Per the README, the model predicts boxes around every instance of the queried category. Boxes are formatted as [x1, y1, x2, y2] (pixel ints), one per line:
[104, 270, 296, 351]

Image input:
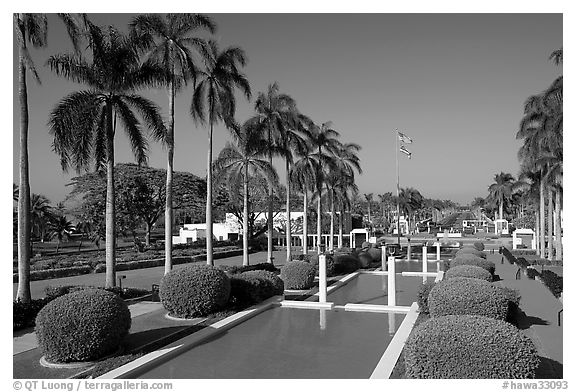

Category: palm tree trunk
[303, 190, 308, 255]
[338, 203, 344, 249]
[539, 177, 545, 258]
[243, 164, 250, 266]
[547, 187, 553, 261]
[206, 121, 214, 266]
[535, 210, 540, 252]
[329, 188, 334, 252]
[317, 189, 322, 254]
[267, 142, 274, 264]
[145, 222, 152, 246]
[499, 202, 503, 221]
[105, 103, 116, 288]
[285, 159, 292, 262]
[164, 73, 175, 274]
[555, 188, 562, 260]
[17, 48, 31, 302]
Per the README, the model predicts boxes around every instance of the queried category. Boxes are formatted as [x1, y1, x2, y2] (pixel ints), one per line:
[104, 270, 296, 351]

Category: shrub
[404, 315, 539, 379]
[290, 254, 314, 262]
[159, 264, 231, 318]
[309, 254, 337, 277]
[456, 247, 486, 259]
[473, 241, 485, 251]
[428, 277, 509, 320]
[367, 247, 382, 263]
[219, 262, 279, 275]
[492, 282, 522, 323]
[357, 252, 373, 268]
[242, 270, 284, 296]
[444, 265, 493, 282]
[13, 298, 52, 331]
[539, 270, 563, 298]
[281, 261, 316, 290]
[35, 289, 131, 362]
[333, 253, 361, 274]
[93, 263, 106, 273]
[451, 254, 495, 275]
[526, 268, 540, 280]
[361, 241, 372, 249]
[417, 281, 436, 314]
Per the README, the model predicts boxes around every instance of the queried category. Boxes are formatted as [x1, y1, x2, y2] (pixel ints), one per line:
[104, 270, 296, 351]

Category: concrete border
[97, 295, 282, 379]
[280, 300, 334, 310]
[401, 271, 439, 277]
[369, 302, 420, 379]
[344, 303, 411, 313]
[435, 271, 444, 282]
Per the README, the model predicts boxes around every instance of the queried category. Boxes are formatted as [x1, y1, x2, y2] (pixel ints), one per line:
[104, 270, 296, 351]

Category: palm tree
[213, 120, 277, 265]
[14, 13, 83, 303]
[190, 40, 251, 265]
[130, 13, 216, 275]
[398, 187, 424, 233]
[49, 216, 75, 254]
[75, 220, 93, 251]
[48, 22, 167, 288]
[291, 144, 319, 255]
[278, 112, 310, 261]
[364, 193, 373, 230]
[309, 121, 341, 254]
[253, 82, 297, 263]
[334, 173, 358, 249]
[487, 172, 515, 221]
[30, 193, 53, 243]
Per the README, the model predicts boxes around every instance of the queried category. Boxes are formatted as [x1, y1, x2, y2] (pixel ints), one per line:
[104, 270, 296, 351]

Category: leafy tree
[191, 40, 251, 265]
[48, 21, 167, 288]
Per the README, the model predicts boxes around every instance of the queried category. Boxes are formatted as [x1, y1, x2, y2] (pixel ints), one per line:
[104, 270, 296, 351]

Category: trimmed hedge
[159, 264, 231, 318]
[14, 298, 52, 331]
[366, 247, 382, 264]
[450, 254, 495, 275]
[417, 281, 436, 314]
[357, 251, 373, 268]
[539, 270, 563, 298]
[444, 265, 493, 282]
[333, 253, 361, 274]
[218, 262, 279, 275]
[456, 247, 487, 259]
[45, 285, 149, 300]
[473, 241, 485, 251]
[428, 277, 509, 320]
[35, 289, 131, 362]
[228, 271, 283, 306]
[242, 270, 284, 296]
[404, 315, 539, 379]
[281, 261, 316, 289]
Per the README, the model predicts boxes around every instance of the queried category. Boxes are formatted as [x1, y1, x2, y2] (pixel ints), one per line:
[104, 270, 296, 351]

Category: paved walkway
[490, 254, 563, 378]
[13, 250, 287, 300]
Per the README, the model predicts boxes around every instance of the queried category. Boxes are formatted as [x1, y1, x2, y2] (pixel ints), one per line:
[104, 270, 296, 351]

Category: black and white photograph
[9, 3, 567, 387]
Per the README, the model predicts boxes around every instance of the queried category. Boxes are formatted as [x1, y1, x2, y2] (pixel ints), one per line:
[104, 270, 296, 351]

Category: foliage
[280, 261, 316, 289]
[455, 247, 486, 259]
[229, 271, 284, 307]
[428, 277, 509, 320]
[357, 251, 373, 268]
[404, 315, 539, 379]
[35, 289, 131, 362]
[242, 270, 284, 295]
[473, 241, 485, 251]
[450, 254, 495, 275]
[218, 262, 279, 275]
[444, 265, 493, 282]
[539, 270, 563, 298]
[417, 281, 436, 314]
[13, 298, 52, 331]
[159, 264, 231, 318]
[333, 252, 361, 274]
[45, 285, 149, 300]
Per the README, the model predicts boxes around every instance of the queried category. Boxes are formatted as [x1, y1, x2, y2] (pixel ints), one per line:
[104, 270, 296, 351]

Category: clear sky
[12, 13, 562, 205]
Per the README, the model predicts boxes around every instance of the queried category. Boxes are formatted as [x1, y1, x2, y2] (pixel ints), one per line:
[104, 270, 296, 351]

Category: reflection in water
[319, 308, 327, 330]
[381, 274, 387, 291]
[388, 312, 396, 335]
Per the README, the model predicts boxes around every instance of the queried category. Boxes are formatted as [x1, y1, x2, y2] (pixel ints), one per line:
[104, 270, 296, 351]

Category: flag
[400, 145, 412, 159]
[397, 131, 413, 144]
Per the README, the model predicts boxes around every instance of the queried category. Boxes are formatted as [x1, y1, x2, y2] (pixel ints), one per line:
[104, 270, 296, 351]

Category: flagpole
[396, 129, 401, 246]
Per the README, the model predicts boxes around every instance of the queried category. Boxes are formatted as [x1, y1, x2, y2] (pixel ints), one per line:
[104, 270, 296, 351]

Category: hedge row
[13, 248, 246, 283]
[229, 271, 284, 307]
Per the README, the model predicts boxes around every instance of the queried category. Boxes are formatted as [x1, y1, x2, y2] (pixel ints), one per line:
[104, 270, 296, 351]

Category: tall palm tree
[31, 193, 53, 243]
[364, 193, 373, 229]
[398, 187, 424, 233]
[14, 13, 83, 302]
[130, 13, 216, 275]
[213, 120, 277, 265]
[278, 112, 310, 261]
[309, 122, 341, 254]
[253, 82, 297, 263]
[333, 173, 358, 249]
[291, 144, 319, 255]
[190, 40, 251, 265]
[48, 22, 167, 288]
[487, 172, 515, 221]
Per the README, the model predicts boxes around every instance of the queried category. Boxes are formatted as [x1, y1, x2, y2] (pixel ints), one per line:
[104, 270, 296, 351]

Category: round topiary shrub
[367, 247, 382, 264]
[404, 315, 539, 379]
[428, 277, 509, 320]
[35, 289, 131, 363]
[333, 253, 361, 274]
[357, 251, 373, 268]
[361, 241, 371, 249]
[308, 254, 337, 277]
[417, 280, 436, 314]
[444, 265, 493, 282]
[473, 241, 485, 251]
[281, 261, 316, 289]
[456, 247, 487, 259]
[160, 264, 230, 318]
[242, 270, 284, 296]
[451, 254, 495, 275]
